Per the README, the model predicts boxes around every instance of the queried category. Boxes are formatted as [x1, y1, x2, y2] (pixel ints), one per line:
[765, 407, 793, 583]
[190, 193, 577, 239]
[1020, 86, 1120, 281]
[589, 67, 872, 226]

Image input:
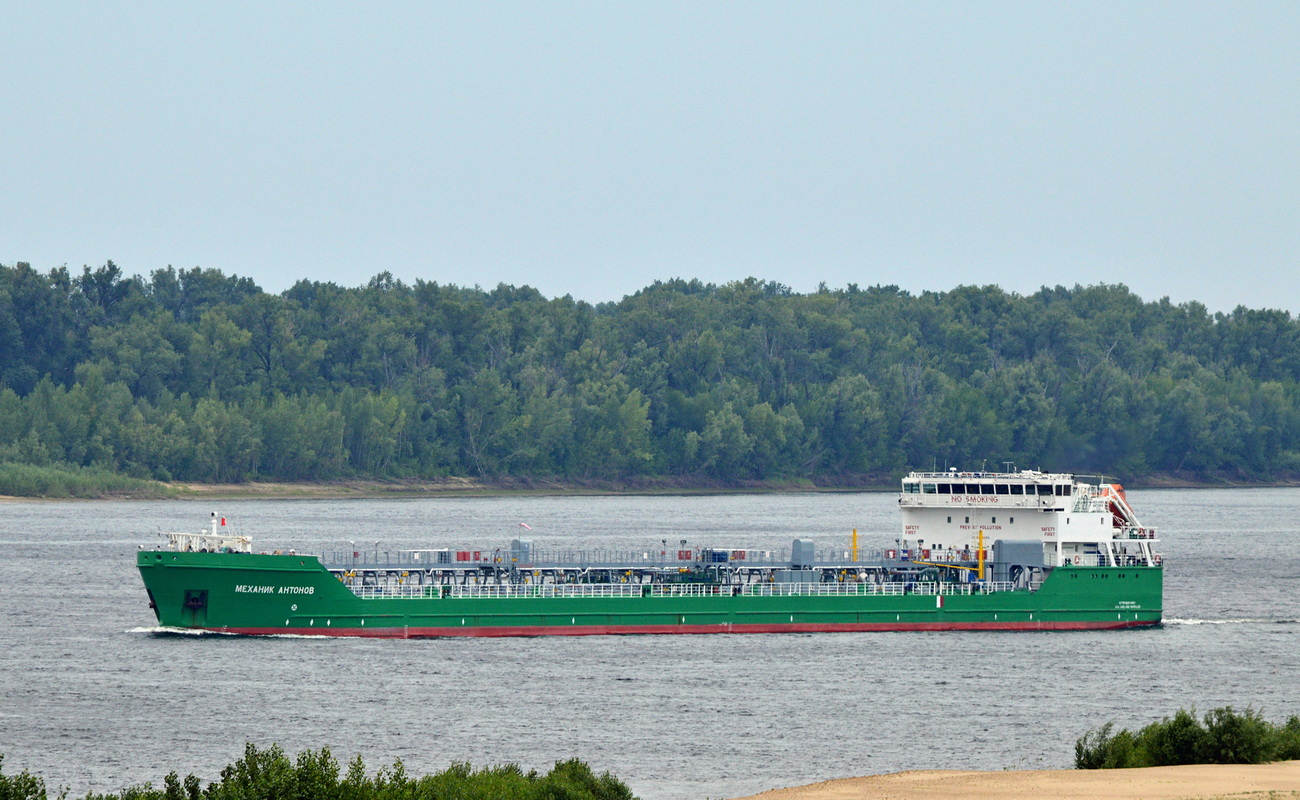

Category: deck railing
[317, 545, 945, 571]
[342, 579, 1025, 601]
[1044, 552, 1161, 567]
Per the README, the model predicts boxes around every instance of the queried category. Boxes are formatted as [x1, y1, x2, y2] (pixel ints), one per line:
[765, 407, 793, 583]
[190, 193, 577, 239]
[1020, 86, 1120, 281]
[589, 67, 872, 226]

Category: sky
[2, 2, 1297, 312]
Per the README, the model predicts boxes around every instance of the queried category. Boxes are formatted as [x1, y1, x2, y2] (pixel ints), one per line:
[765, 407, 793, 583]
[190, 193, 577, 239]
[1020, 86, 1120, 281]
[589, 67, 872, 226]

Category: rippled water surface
[1, 489, 1298, 799]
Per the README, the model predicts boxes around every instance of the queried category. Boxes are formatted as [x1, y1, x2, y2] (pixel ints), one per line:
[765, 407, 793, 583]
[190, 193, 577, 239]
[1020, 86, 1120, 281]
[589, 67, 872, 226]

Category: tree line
[2, 260, 1299, 486]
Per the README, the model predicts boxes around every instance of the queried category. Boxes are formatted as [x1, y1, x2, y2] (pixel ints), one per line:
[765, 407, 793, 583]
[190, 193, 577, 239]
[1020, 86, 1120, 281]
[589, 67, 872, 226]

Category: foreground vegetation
[4, 261, 1300, 490]
[1076, 707, 1300, 769]
[0, 745, 635, 800]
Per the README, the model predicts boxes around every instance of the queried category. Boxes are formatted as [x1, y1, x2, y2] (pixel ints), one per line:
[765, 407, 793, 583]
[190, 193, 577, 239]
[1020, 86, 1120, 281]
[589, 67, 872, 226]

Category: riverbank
[165, 475, 883, 499]
[4, 468, 1300, 501]
[0, 467, 884, 501]
[122, 471, 1300, 499]
[733, 762, 1300, 800]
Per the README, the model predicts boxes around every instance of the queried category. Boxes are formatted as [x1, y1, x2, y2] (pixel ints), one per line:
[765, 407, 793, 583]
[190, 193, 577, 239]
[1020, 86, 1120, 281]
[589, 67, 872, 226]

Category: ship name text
[234, 585, 315, 595]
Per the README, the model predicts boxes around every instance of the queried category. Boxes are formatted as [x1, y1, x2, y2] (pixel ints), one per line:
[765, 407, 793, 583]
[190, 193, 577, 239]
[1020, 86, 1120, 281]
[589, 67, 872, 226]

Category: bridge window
[903, 482, 920, 494]
[938, 483, 951, 493]
[1037, 484, 1053, 496]
[923, 483, 937, 494]
[1055, 484, 1069, 496]
[995, 484, 1009, 495]
[1010, 485, 1024, 495]
[981, 484, 994, 494]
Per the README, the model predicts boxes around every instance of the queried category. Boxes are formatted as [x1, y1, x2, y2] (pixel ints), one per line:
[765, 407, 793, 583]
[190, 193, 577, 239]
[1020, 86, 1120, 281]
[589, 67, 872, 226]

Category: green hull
[138, 551, 1163, 636]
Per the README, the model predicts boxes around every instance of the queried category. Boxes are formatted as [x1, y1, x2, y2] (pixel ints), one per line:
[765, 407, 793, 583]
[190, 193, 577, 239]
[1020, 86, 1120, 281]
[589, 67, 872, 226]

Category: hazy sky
[2, 3, 1297, 311]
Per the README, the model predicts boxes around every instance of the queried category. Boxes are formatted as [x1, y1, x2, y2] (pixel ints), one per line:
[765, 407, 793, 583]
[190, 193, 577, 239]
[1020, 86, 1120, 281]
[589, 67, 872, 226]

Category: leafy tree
[189, 398, 261, 482]
[187, 310, 253, 399]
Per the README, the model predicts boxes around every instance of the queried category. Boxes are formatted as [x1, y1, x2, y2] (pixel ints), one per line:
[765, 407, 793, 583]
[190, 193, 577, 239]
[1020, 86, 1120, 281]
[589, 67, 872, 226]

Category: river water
[1, 489, 1297, 799]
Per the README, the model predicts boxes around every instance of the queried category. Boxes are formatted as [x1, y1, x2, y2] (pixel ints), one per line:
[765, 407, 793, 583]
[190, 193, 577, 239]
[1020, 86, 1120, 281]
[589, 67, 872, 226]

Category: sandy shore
[732, 762, 1300, 800]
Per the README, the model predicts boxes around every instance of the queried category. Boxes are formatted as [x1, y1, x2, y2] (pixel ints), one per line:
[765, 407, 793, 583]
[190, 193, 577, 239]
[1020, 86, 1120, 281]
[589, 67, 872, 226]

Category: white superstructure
[158, 512, 253, 553]
[898, 470, 1160, 568]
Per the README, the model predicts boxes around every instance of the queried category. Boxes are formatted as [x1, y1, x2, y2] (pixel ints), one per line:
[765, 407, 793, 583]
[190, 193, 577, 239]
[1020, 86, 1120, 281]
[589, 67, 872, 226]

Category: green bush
[0, 754, 48, 800]
[1, 745, 637, 800]
[1074, 723, 1139, 769]
[1077, 706, 1297, 769]
[1134, 707, 1205, 766]
[1200, 706, 1274, 764]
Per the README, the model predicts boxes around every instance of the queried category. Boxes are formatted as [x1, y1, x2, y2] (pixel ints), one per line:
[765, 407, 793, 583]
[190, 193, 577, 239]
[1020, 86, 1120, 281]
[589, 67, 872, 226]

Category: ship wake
[1165, 617, 1298, 626]
[127, 626, 238, 637]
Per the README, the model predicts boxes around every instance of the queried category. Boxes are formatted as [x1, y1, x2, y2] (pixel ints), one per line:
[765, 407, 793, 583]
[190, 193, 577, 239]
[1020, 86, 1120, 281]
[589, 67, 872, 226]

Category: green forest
[2, 260, 1299, 489]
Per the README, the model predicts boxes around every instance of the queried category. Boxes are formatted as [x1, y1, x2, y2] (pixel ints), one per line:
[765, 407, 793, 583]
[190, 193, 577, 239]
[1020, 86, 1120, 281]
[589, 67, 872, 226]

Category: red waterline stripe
[210, 620, 1159, 638]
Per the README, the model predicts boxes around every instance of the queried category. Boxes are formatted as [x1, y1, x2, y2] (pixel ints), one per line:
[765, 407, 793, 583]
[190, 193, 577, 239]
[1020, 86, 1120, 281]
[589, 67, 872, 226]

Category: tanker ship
[136, 470, 1162, 637]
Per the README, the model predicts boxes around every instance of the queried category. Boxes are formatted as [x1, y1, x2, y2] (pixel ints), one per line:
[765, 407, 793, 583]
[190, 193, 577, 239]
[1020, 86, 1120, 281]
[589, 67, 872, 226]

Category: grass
[0, 462, 177, 499]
